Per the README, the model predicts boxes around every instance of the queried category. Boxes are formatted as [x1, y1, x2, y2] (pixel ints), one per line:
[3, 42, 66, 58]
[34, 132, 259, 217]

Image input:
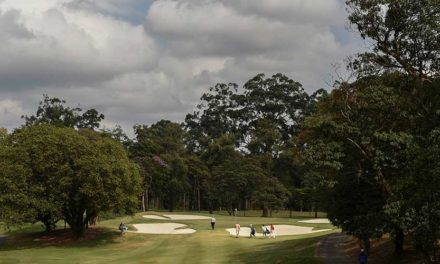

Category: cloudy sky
[0, 0, 366, 135]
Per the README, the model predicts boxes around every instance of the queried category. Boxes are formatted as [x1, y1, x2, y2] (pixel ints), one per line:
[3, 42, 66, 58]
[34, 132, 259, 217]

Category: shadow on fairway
[233, 237, 322, 264]
[0, 227, 121, 251]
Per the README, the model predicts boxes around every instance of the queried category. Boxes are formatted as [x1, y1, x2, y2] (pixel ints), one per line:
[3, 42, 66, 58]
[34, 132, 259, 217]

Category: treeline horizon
[2, 71, 326, 216]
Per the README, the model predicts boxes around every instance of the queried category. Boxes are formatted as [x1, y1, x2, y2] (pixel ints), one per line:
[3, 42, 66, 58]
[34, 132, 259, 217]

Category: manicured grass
[0, 211, 336, 264]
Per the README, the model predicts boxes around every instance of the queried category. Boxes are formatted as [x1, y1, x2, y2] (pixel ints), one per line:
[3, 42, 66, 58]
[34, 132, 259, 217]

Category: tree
[297, 74, 414, 253]
[184, 73, 316, 154]
[252, 176, 290, 217]
[101, 125, 132, 149]
[210, 156, 262, 215]
[23, 94, 104, 129]
[0, 125, 141, 235]
[0, 127, 7, 143]
[77, 109, 105, 129]
[185, 155, 209, 212]
[237, 73, 312, 148]
[131, 120, 190, 212]
[387, 129, 440, 261]
[347, 0, 440, 81]
[247, 119, 282, 156]
[185, 83, 241, 152]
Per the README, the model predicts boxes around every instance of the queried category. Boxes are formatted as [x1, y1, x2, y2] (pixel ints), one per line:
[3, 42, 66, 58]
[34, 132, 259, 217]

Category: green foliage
[101, 125, 132, 149]
[296, 74, 417, 250]
[132, 120, 185, 156]
[131, 120, 191, 212]
[387, 129, 440, 260]
[184, 73, 314, 215]
[347, 0, 440, 80]
[0, 127, 7, 143]
[238, 73, 312, 145]
[23, 94, 104, 129]
[0, 125, 141, 235]
[252, 176, 290, 217]
[185, 73, 314, 155]
[184, 83, 241, 152]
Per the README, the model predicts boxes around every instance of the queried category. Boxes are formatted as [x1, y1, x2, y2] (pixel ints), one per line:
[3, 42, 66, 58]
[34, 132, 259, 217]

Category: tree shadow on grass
[233, 237, 322, 264]
[0, 227, 122, 251]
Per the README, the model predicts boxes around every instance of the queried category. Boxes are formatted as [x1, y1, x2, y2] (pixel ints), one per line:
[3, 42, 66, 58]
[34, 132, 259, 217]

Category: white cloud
[0, 99, 24, 128]
[0, 0, 365, 135]
[0, 1, 157, 89]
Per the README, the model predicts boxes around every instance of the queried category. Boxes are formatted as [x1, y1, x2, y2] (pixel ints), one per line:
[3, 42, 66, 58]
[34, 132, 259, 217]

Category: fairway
[0, 211, 336, 264]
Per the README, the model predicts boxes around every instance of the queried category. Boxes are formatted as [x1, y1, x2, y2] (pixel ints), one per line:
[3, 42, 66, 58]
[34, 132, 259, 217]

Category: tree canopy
[23, 95, 104, 129]
[0, 125, 141, 235]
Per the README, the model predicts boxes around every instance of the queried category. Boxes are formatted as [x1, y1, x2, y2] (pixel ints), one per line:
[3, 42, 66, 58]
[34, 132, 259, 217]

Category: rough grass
[0, 211, 335, 264]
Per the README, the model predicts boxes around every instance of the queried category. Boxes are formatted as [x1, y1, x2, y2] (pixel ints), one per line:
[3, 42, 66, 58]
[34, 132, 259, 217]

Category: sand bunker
[298, 218, 331, 224]
[225, 225, 331, 237]
[163, 214, 211, 220]
[142, 214, 211, 220]
[142, 215, 169, 220]
[132, 223, 196, 234]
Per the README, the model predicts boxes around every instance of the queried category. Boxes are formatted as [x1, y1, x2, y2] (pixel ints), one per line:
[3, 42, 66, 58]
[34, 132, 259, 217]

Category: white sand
[142, 215, 169, 220]
[297, 218, 331, 224]
[225, 225, 331, 237]
[132, 223, 196, 234]
[163, 214, 211, 220]
[142, 214, 211, 220]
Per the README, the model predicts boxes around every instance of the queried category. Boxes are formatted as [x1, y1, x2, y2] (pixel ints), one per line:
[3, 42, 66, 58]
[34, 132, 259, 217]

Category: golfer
[235, 223, 241, 238]
[249, 224, 256, 238]
[211, 217, 216, 230]
[270, 224, 275, 238]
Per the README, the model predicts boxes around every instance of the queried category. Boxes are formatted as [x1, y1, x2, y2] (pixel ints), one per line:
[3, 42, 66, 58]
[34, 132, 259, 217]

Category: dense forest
[1, 0, 440, 262]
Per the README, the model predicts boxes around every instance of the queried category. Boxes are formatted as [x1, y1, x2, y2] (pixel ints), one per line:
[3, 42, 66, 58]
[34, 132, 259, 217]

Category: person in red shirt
[270, 224, 275, 238]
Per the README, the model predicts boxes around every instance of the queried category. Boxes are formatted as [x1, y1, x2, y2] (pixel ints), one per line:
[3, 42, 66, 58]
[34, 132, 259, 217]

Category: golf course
[0, 0, 439, 263]
[0, 211, 335, 264]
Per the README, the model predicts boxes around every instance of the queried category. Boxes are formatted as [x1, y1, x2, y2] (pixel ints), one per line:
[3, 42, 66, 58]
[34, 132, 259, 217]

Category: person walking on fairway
[262, 224, 269, 238]
[235, 223, 241, 238]
[270, 224, 275, 238]
[359, 248, 367, 264]
[211, 217, 216, 230]
[249, 224, 256, 238]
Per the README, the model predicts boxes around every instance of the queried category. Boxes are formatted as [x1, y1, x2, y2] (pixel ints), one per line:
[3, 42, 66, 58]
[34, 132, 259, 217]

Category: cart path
[318, 233, 352, 264]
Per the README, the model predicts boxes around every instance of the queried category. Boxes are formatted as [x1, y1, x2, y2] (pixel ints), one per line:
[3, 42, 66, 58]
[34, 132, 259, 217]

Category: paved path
[318, 233, 352, 264]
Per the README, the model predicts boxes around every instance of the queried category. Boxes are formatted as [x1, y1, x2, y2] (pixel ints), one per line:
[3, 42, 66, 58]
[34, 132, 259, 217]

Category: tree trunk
[394, 228, 404, 254]
[197, 188, 201, 213]
[141, 193, 145, 212]
[183, 193, 186, 211]
[314, 207, 318, 218]
[262, 207, 269, 217]
[65, 208, 88, 237]
[145, 190, 149, 211]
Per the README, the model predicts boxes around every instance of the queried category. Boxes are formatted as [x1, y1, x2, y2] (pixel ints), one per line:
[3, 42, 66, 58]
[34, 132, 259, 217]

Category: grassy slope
[0, 211, 335, 264]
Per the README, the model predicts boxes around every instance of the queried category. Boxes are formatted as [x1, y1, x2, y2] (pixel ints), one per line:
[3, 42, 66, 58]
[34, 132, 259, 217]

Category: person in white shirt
[211, 217, 216, 230]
